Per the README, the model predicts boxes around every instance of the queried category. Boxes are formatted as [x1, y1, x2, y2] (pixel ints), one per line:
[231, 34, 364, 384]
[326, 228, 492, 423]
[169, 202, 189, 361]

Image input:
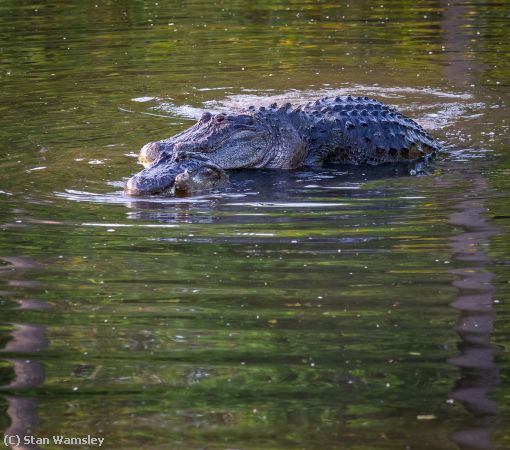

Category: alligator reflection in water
[0, 257, 49, 450]
[446, 172, 500, 450]
[124, 163, 423, 223]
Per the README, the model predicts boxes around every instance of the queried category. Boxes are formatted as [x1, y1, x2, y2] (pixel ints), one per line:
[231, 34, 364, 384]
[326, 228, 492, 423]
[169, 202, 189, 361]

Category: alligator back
[299, 96, 441, 165]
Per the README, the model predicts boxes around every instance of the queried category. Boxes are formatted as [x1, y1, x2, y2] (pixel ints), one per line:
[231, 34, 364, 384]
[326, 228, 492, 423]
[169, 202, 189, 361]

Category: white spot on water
[132, 96, 156, 102]
[26, 166, 47, 172]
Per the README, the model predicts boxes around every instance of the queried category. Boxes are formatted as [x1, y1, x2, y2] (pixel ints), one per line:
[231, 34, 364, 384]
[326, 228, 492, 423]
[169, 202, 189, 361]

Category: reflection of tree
[440, 0, 482, 85]
[440, 0, 510, 87]
[0, 257, 49, 450]
[2, 334, 47, 450]
[447, 172, 499, 450]
[438, 5, 502, 444]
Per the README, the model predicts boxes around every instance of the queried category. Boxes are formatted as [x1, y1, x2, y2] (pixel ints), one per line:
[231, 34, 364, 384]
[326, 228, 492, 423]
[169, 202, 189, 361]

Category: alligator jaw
[125, 150, 191, 196]
[124, 171, 176, 196]
[125, 157, 180, 196]
[125, 152, 228, 196]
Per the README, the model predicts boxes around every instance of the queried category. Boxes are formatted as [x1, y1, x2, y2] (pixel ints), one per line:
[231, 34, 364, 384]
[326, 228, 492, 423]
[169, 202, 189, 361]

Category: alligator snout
[138, 141, 173, 167]
[125, 171, 176, 196]
[125, 152, 228, 196]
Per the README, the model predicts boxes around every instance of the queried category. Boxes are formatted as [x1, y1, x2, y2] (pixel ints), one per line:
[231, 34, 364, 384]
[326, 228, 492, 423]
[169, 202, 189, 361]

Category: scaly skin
[125, 95, 441, 196]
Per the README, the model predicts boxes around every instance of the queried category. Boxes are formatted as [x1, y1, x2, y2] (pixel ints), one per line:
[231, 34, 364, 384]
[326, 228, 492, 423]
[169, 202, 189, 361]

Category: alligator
[125, 95, 441, 196]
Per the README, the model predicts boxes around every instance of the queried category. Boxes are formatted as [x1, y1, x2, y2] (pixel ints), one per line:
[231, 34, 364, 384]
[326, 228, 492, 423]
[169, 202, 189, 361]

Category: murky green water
[1, 1, 509, 449]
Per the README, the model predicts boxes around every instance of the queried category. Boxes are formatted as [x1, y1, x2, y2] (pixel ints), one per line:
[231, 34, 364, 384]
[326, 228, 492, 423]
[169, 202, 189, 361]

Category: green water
[1, 1, 509, 449]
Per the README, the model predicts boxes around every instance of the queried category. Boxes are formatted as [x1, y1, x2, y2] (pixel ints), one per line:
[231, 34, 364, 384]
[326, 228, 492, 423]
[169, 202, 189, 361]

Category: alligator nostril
[200, 111, 212, 122]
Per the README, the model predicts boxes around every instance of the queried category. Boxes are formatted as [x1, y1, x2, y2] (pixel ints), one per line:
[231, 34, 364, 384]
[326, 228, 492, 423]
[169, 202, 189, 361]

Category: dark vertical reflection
[447, 173, 499, 450]
[439, 4, 500, 445]
[0, 257, 49, 450]
[440, 0, 485, 86]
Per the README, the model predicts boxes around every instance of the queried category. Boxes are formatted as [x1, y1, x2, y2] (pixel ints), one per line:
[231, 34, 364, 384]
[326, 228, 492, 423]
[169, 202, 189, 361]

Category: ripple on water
[55, 189, 224, 205]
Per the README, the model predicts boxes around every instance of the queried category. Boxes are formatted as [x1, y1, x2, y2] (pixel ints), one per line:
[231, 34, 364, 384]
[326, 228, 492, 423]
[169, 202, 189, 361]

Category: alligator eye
[215, 114, 225, 123]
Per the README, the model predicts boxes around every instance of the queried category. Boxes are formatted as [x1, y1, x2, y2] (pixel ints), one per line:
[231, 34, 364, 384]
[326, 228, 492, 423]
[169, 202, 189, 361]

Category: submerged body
[125, 95, 441, 196]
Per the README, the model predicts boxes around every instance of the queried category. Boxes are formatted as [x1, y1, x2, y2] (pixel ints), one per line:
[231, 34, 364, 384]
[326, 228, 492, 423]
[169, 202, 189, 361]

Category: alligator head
[125, 110, 280, 196]
[125, 152, 228, 196]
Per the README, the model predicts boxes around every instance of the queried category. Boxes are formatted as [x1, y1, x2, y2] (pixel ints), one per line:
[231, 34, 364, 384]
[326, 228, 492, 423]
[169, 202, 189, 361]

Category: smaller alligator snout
[125, 171, 176, 196]
[125, 152, 228, 196]
[125, 175, 142, 196]
[125, 152, 179, 196]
